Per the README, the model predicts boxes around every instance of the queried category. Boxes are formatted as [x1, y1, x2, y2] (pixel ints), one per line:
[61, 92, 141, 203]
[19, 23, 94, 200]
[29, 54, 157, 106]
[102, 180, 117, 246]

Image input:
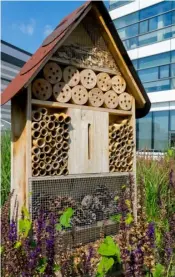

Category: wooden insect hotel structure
[1, 1, 150, 246]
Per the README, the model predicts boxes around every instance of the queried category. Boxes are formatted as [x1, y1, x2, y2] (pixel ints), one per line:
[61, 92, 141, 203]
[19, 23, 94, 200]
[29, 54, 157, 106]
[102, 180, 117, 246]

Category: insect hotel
[1, 1, 150, 246]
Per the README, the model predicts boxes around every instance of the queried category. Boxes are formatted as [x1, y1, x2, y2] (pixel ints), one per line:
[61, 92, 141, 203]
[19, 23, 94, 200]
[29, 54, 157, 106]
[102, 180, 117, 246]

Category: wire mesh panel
[29, 173, 129, 246]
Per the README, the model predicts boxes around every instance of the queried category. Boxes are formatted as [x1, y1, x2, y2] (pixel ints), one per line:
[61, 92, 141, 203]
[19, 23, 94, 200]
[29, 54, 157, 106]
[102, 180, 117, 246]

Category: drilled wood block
[63, 65, 80, 87]
[71, 85, 88, 105]
[53, 82, 72, 103]
[118, 92, 132, 111]
[80, 69, 97, 89]
[97, 72, 111, 92]
[32, 78, 52, 101]
[89, 88, 104, 107]
[111, 75, 126, 94]
[43, 62, 62, 84]
[104, 90, 119, 109]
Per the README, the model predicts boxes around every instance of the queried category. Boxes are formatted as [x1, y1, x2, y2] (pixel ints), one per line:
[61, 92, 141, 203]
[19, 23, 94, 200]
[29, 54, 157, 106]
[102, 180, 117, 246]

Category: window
[113, 11, 139, 29]
[132, 60, 138, 69]
[149, 17, 158, 31]
[160, 65, 170, 78]
[140, 1, 172, 21]
[139, 20, 148, 34]
[171, 51, 175, 63]
[171, 78, 175, 89]
[137, 52, 170, 70]
[137, 112, 152, 150]
[144, 79, 171, 92]
[118, 23, 138, 40]
[138, 67, 158, 82]
[109, 0, 134, 10]
[153, 111, 169, 151]
[171, 64, 175, 77]
[170, 110, 175, 131]
[123, 37, 138, 50]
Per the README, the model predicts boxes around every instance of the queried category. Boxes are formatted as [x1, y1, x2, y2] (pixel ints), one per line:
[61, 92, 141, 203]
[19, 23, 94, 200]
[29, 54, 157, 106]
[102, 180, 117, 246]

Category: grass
[1, 131, 11, 206]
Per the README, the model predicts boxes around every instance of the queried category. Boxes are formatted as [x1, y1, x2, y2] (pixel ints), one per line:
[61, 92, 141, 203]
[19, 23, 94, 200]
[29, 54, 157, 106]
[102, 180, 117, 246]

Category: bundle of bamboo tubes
[109, 119, 134, 172]
[32, 107, 71, 177]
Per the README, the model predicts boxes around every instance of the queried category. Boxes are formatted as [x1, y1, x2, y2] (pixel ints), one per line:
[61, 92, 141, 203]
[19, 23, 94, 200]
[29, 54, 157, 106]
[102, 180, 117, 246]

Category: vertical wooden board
[68, 109, 109, 174]
[11, 92, 27, 212]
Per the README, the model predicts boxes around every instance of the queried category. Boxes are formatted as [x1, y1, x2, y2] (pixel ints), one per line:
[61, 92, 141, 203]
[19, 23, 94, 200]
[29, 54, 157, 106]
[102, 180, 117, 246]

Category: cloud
[43, 25, 53, 37]
[12, 18, 36, 36]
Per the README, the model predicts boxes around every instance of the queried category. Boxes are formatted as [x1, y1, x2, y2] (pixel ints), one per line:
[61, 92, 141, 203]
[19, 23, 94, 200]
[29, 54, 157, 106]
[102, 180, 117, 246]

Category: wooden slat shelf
[32, 99, 132, 116]
[50, 56, 118, 75]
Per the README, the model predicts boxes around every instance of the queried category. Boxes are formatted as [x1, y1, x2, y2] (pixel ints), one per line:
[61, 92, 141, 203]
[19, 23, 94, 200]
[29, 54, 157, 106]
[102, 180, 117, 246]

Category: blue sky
[2, 1, 109, 54]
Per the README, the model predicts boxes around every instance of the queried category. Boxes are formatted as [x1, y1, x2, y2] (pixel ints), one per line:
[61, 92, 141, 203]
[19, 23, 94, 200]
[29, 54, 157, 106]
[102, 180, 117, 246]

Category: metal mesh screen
[29, 173, 129, 246]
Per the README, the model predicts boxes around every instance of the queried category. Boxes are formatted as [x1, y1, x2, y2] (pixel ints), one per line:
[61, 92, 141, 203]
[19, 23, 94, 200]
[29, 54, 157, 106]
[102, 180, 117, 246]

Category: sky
[1, 1, 109, 54]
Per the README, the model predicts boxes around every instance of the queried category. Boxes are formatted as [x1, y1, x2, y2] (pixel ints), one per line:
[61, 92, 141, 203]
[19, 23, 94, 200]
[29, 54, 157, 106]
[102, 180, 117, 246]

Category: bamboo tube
[114, 142, 121, 150]
[32, 168, 40, 177]
[38, 107, 48, 116]
[109, 126, 115, 133]
[40, 128, 48, 137]
[61, 159, 68, 168]
[57, 168, 61, 176]
[61, 168, 68, 175]
[47, 121, 55, 131]
[55, 121, 60, 128]
[126, 157, 133, 166]
[51, 130, 57, 138]
[128, 126, 133, 132]
[52, 155, 58, 162]
[109, 152, 115, 159]
[52, 161, 60, 170]
[115, 129, 121, 137]
[56, 143, 63, 151]
[43, 114, 50, 122]
[57, 156, 63, 164]
[128, 165, 132, 171]
[45, 134, 52, 143]
[56, 135, 63, 144]
[57, 127, 64, 136]
[46, 164, 52, 172]
[62, 141, 69, 151]
[109, 143, 115, 152]
[116, 137, 122, 143]
[109, 132, 116, 139]
[51, 169, 57, 176]
[115, 150, 120, 156]
[44, 145, 51, 154]
[39, 152, 46, 161]
[109, 165, 115, 172]
[128, 132, 133, 140]
[45, 156, 52, 164]
[126, 145, 132, 153]
[63, 124, 69, 132]
[32, 122, 40, 131]
[115, 161, 120, 168]
[32, 162, 39, 169]
[50, 114, 57, 121]
[109, 157, 114, 165]
[63, 132, 70, 141]
[32, 155, 40, 163]
[40, 120, 47, 129]
[62, 152, 68, 160]
[57, 113, 65, 123]
[50, 148, 57, 156]
[32, 130, 40, 139]
[40, 169, 46, 176]
[32, 146, 40, 156]
[112, 123, 121, 131]
[32, 111, 42, 122]
[128, 140, 134, 147]
[33, 138, 45, 148]
[50, 140, 57, 148]
[64, 115, 71, 124]
[57, 149, 62, 158]
[39, 161, 45, 169]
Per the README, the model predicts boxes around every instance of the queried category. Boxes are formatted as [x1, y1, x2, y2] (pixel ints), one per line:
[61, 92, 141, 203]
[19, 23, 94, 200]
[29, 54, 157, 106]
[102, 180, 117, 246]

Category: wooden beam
[92, 6, 146, 108]
[32, 99, 132, 116]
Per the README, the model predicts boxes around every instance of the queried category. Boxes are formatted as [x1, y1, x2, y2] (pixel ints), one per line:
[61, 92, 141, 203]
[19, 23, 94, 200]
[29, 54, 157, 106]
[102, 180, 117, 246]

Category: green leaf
[14, 241, 22, 249]
[19, 219, 31, 238]
[153, 263, 165, 277]
[56, 223, 62, 231]
[98, 236, 118, 257]
[125, 199, 131, 208]
[115, 243, 121, 263]
[53, 264, 61, 272]
[110, 214, 121, 223]
[114, 196, 119, 201]
[0, 246, 4, 254]
[59, 207, 74, 228]
[97, 257, 114, 276]
[37, 257, 47, 273]
[125, 213, 134, 225]
[21, 206, 30, 220]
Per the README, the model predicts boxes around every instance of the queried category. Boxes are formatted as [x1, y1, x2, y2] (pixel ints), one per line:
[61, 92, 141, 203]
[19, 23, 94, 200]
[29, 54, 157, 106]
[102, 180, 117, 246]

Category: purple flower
[8, 220, 17, 242]
[147, 222, 155, 248]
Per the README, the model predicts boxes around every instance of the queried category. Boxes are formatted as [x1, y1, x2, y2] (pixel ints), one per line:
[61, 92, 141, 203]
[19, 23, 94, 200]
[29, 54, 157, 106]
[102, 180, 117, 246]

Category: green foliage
[18, 205, 32, 238]
[110, 214, 121, 223]
[147, 264, 165, 277]
[37, 257, 47, 273]
[96, 257, 114, 277]
[14, 241, 22, 249]
[1, 131, 11, 206]
[98, 236, 121, 262]
[56, 207, 74, 231]
[125, 213, 134, 225]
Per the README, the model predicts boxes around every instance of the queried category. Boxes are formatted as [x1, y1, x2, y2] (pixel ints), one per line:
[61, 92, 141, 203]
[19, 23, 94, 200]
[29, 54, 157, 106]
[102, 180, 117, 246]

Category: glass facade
[132, 50, 175, 92]
[114, 1, 175, 50]
[137, 110, 175, 151]
[109, 0, 134, 11]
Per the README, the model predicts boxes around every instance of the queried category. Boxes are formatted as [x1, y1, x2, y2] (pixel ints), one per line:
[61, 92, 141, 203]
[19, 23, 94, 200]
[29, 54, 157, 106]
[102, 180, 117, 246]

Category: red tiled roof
[1, 1, 91, 105]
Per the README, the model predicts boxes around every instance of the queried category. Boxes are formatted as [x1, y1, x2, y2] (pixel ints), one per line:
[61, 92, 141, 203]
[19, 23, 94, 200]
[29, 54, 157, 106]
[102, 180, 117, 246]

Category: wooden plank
[68, 109, 109, 174]
[11, 92, 27, 213]
[92, 6, 146, 108]
[50, 56, 118, 75]
[26, 84, 32, 208]
[32, 99, 132, 116]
